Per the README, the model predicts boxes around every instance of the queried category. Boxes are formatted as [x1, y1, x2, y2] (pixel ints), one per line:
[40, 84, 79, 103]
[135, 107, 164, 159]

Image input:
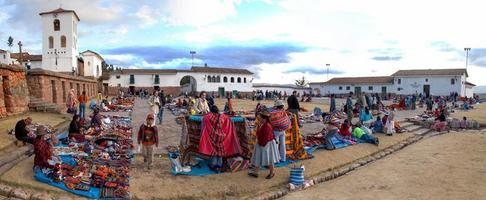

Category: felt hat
[274, 100, 284, 107]
[330, 117, 340, 124]
[36, 125, 48, 136]
[260, 109, 271, 117]
[146, 113, 155, 120]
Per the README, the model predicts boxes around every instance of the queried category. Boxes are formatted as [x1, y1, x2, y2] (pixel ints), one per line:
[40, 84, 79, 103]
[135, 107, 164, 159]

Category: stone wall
[26, 69, 98, 109]
[0, 64, 29, 118]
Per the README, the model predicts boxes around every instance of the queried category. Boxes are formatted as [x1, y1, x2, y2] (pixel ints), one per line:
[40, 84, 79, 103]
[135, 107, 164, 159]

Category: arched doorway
[313, 88, 321, 96]
[180, 76, 197, 95]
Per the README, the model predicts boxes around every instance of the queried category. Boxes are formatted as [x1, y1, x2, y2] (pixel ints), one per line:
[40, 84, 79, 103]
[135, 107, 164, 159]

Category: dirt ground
[0, 112, 70, 150]
[451, 103, 486, 125]
[212, 98, 330, 113]
[284, 131, 486, 200]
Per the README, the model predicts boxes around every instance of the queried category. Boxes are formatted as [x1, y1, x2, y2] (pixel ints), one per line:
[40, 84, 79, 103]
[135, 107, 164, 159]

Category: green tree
[295, 76, 309, 87]
[7, 36, 14, 51]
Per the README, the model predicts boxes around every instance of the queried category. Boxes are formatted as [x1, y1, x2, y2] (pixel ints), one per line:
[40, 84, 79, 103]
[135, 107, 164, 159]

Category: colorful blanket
[199, 113, 242, 157]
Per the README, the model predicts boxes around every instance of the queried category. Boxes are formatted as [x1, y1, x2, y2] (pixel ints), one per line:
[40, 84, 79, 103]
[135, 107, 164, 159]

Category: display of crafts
[35, 112, 133, 199]
[101, 97, 134, 112]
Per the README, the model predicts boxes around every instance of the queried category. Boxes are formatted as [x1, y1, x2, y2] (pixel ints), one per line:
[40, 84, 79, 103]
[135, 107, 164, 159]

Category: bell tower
[39, 8, 80, 73]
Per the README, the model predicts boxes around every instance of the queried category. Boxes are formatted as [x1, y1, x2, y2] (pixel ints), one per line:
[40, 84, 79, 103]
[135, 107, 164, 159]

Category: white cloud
[160, 0, 241, 26]
[134, 5, 157, 28]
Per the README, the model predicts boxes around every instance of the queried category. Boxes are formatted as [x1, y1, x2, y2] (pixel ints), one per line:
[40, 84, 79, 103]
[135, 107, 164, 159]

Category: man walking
[287, 91, 301, 127]
[158, 90, 166, 124]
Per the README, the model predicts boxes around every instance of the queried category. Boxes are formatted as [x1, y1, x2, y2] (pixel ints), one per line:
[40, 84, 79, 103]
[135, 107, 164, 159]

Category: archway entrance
[180, 76, 197, 95]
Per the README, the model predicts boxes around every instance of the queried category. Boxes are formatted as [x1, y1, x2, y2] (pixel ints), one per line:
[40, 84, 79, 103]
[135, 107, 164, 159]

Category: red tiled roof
[0, 49, 7, 53]
[190, 66, 253, 74]
[11, 53, 42, 61]
[322, 76, 394, 85]
[391, 68, 468, 77]
[466, 81, 476, 86]
[39, 8, 80, 21]
[111, 69, 181, 75]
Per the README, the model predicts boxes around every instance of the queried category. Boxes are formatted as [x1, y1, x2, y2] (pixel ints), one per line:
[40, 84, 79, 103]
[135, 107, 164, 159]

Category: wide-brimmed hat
[260, 109, 271, 117]
[274, 100, 284, 107]
[330, 117, 340, 124]
[36, 125, 48, 136]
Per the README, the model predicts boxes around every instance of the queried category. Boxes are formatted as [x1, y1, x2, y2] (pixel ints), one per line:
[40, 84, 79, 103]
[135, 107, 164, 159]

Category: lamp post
[326, 64, 330, 81]
[190, 51, 196, 67]
[464, 47, 471, 97]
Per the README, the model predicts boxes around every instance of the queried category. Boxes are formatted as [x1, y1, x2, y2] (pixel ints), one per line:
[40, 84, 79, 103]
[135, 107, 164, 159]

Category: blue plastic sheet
[34, 168, 101, 199]
[188, 115, 245, 123]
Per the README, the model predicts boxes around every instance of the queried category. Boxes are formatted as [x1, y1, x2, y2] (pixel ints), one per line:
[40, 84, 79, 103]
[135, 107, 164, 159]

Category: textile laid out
[101, 98, 134, 112]
[198, 113, 242, 157]
[34, 113, 133, 199]
[285, 113, 312, 160]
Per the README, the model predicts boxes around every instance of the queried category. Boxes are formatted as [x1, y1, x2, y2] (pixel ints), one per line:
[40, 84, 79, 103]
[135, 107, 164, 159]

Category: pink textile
[433, 121, 447, 132]
[199, 113, 242, 157]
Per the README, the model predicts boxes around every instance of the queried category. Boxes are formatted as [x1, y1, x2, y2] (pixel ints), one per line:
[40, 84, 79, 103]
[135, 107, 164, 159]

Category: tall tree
[7, 36, 14, 51]
[295, 76, 309, 87]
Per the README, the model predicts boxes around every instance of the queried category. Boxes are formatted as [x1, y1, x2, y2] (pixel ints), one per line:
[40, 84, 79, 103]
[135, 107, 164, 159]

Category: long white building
[102, 66, 254, 97]
[310, 68, 474, 97]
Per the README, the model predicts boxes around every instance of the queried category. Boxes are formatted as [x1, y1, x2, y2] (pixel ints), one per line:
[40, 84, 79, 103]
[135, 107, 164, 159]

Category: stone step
[406, 125, 422, 132]
[399, 122, 414, 128]
[414, 128, 432, 136]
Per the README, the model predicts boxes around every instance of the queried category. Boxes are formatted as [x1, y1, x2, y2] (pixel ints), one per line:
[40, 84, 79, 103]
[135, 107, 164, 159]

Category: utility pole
[190, 51, 196, 67]
[464, 47, 471, 97]
[326, 64, 330, 81]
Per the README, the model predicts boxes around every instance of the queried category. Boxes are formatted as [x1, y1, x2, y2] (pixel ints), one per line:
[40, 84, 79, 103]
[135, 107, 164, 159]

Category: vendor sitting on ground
[90, 108, 103, 127]
[324, 118, 340, 150]
[33, 125, 54, 170]
[359, 106, 373, 125]
[339, 119, 352, 138]
[15, 117, 34, 144]
[352, 122, 379, 145]
[432, 109, 447, 132]
[372, 116, 384, 133]
[248, 109, 279, 179]
[68, 115, 85, 142]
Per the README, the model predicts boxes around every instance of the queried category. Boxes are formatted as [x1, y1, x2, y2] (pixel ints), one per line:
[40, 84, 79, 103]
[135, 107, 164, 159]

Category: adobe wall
[0, 64, 29, 118]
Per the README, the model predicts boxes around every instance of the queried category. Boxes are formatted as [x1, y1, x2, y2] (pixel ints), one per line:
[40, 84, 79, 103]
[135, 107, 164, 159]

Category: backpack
[269, 110, 290, 131]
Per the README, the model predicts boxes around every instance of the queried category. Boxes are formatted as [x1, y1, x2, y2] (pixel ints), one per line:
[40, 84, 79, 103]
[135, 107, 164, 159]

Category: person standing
[137, 114, 159, 171]
[270, 100, 290, 163]
[248, 110, 279, 179]
[149, 91, 160, 118]
[78, 91, 88, 119]
[287, 91, 301, 127]
[346, 93, 353, 124]
[158, 90, 166, 125]
[67, 89, 77, 114]
[15, 117, 34, 144]
[96, 91, 102, 106]
[329, 94, 336, 113]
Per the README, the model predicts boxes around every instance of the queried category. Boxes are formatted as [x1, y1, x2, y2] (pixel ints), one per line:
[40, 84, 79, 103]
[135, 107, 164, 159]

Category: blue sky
[1, 0, 486, 85]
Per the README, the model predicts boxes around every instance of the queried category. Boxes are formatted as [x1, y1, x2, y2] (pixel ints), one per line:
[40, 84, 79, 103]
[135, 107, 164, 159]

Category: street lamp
[326, 64, 330, 81]
[464, 47, 471, 97]
[190, 51, 196, 67]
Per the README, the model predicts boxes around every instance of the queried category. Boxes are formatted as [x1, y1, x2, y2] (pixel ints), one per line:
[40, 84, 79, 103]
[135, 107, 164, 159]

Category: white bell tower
[39, 8, 80, 73]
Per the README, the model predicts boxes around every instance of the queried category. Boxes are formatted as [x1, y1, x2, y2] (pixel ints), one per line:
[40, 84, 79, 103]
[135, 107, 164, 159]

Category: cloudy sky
[1, 0, 486, 85]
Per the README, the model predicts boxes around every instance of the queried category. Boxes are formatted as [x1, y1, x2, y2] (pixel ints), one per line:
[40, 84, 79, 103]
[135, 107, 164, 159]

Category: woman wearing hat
[137, 113, 159, 171]
[33, 125, 54, 170]
[270, 100, 290, 163]
[249, 109, 280, 179]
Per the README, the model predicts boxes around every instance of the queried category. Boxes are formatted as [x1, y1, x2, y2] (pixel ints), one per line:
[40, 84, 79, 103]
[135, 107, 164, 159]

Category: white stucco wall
[0, 51, 11, 65]
[106, 71, 254, 93]
[41, 12, 78, 72]
[310, 83, 392, 96]
[82, 53, 103, 78]
[393, 75, 464, 96]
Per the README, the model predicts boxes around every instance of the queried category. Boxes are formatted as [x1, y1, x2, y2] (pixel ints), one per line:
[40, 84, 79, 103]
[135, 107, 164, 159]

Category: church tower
[39, 8, 80, 73]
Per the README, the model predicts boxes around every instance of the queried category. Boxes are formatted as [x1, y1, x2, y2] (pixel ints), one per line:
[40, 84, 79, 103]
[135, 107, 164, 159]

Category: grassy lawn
[0, 112, 71, 150]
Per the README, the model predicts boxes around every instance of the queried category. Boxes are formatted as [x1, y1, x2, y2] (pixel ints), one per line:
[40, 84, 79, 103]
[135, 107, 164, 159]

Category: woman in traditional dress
[248, 109, 279, 179]
[195, 91, 210, 114]
[148, 91, 160, 118]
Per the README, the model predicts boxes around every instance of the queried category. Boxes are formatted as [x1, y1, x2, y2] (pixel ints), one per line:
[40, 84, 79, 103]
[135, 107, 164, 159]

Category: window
[223, 77, 228, 83]
[398, 88, 402, 91]
[425, 78, 428, 82]
[244, 78, 247, 83]
[451, 78, 455, 85]
[216, 76, 221, 82]
[207, 75, 211, 83]
[154, 75, 160, 84]
[237, 77, 241, 83]
[346, 86, 350, 90]
[116, 75, 120, 79]
[231, 77, 235, 83]
[397, 79, 401, 84]
[60, 36, 66, 48]
[368, 86, 373, 91]
[97, 65, 100, 77]
[339, 86, 343, 90]
[118, 84, 121, 87]
[212, 76, 216, 82]
[88, 61, 91, 66]
[48, 36, 54, 49]
[129, 75, 135, 84]
[53, 19, 60, 31]
[2, 55, 5, 59]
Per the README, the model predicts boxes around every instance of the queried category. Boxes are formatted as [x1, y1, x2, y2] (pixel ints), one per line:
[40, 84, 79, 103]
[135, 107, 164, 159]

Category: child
[460, 116, 467, 129]
[353, 122, 379, 145]
[372, 116, 383, 133]
[339, 119, 352, 138]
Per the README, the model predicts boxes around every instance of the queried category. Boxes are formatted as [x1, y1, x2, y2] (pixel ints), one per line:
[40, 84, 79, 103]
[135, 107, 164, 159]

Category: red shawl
[199, 113, 242, 157]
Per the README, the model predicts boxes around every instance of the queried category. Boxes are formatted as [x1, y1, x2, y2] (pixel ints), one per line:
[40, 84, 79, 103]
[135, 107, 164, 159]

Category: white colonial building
[81, 50, 104, 78]
[252, 83, 312, 96]
[310, 68, 474, 97]
[102, 66, 254, 96]
[0, 50, 11, 65]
